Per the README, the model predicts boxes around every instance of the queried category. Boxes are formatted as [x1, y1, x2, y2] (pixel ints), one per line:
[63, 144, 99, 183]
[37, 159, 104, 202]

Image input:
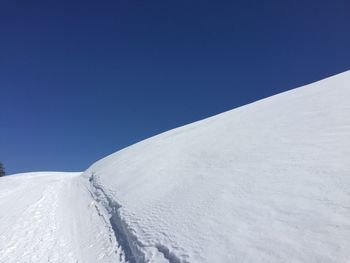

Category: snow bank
[84, 71, 350, 263]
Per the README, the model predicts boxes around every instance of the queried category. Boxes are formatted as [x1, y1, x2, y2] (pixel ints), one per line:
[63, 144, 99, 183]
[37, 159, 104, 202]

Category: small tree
[0, 162, 5, 177]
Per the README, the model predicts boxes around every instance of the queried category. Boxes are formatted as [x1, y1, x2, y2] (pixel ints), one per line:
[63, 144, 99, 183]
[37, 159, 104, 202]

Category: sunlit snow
[1, 71, 349, 263]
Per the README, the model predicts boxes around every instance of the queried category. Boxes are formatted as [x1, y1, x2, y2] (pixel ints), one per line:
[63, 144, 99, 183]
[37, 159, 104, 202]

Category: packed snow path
[0, 172, 172, 263]
[0, 172, 122, 263]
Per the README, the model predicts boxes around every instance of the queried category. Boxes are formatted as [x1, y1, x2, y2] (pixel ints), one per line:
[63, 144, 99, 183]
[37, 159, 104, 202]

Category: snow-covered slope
[84, 71, 350, 263]
[1, 71, 349, 263]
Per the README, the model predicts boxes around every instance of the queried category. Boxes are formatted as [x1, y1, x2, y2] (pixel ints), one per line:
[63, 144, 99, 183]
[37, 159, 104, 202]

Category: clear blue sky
[1, 0, 349, 174]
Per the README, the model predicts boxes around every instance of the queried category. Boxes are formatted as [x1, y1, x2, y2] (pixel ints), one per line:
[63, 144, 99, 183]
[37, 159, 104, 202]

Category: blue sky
[1, 0, 349, 174]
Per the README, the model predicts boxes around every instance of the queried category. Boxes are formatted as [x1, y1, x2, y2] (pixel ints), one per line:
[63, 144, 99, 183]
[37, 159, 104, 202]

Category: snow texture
[0, 172, 121, 263]
[1, 71, 350, 262]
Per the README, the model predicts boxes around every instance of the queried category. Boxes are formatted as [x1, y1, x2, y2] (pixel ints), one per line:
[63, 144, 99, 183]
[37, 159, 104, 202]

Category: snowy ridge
[1, 71, 350, 262]
[85, 70, 350, 263]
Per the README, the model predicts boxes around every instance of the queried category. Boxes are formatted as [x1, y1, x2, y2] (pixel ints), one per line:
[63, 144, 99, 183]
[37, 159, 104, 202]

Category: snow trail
[87, 172, 184, 263]
[87, 172, 144, 263]
[0, 172, 121, 263]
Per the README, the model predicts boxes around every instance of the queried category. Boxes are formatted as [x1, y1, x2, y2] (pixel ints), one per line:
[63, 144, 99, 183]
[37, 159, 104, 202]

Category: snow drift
[84, 70, 350, 262]
[1, 71, 349, 263]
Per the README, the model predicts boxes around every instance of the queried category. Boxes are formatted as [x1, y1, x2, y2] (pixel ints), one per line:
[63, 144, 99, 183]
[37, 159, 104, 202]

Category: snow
[1, 71, 350, 262]
[0, 172, 120, 263]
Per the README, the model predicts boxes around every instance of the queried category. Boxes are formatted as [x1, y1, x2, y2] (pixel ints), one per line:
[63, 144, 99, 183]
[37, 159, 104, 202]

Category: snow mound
[84, 71, 350, 263]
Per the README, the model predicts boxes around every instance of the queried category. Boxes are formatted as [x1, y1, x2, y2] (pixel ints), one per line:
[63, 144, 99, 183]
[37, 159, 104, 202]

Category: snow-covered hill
[1, 71, 350, 263]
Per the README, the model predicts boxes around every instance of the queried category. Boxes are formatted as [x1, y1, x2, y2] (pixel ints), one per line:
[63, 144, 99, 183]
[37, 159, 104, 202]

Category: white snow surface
[0, 172, 121, 263]
[1, 71, 350, 262]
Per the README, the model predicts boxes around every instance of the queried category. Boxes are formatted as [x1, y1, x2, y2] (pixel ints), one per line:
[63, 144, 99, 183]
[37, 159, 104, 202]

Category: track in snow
[0, 172, 121, 263]
[0, 172, 181, 263]
[87, 172, 186, 263]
